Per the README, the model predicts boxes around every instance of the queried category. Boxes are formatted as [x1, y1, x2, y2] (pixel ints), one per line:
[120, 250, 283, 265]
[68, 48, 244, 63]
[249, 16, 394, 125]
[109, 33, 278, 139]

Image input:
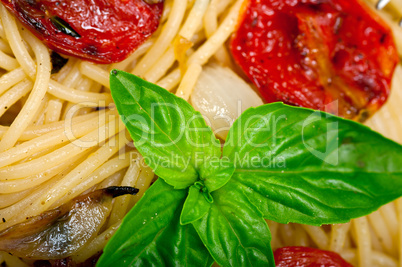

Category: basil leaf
[181, 161, 236, 225]
[199, 159, 235, 193]
[192, 181, 274, 267]
[180, 185, 212, 225]
[223, 103, 402, 225]
[97, 179, 213, 267]
[110, 70, 221, 189]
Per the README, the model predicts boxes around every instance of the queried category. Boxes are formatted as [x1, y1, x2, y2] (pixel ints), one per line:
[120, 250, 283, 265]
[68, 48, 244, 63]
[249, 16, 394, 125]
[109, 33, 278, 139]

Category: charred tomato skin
[274, 246, 353, 267]
[1, 0, 163, 64]
[230, 0, 399, 121]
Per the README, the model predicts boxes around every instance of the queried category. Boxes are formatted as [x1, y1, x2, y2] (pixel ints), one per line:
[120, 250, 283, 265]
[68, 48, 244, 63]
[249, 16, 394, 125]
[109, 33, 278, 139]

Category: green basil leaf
[199, 158, 235, 192]
[180, 185, 212, 225]
[223, 103, 402, 225]
[110, 70, 221, 189]
[97, 179, 213, 267]
[192, 181, 274, 267]
[180, 162, 235, 225]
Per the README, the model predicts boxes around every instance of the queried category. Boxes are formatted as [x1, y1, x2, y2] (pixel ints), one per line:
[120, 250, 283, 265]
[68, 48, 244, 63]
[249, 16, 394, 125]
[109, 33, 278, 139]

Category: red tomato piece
[274, 246, 353, 267]
[1, 0, 163, 64]
[230, 0, 399, 121]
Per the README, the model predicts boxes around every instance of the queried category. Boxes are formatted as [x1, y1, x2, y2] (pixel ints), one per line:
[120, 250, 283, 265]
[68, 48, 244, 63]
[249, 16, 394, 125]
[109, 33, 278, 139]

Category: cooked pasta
[0, 0, 401, 266]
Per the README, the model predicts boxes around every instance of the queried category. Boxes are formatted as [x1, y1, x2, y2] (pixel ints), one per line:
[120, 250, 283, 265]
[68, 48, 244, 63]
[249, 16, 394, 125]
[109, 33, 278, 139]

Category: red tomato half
[274, 246, 353, 267]
[1, 0, 163, 64]
[230, 0, 399, 121]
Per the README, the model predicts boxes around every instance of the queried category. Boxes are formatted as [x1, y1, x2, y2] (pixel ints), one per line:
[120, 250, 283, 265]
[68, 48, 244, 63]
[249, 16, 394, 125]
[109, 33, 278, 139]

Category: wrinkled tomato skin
[1, 0, 163, 64]
[274, 246, 353, 267]
[230, 0, 399, 121]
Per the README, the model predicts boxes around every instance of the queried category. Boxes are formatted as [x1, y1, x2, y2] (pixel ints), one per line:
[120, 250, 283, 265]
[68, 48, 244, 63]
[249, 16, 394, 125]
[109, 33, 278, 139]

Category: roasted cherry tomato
[230, 0, 399, 121]
[274, 246, 353, 267]
[1, 0, 163, 64]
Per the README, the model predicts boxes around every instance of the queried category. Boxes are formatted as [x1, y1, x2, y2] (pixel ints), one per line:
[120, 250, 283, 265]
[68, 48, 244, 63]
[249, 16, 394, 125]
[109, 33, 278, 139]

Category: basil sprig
[97, 70, 402, 266]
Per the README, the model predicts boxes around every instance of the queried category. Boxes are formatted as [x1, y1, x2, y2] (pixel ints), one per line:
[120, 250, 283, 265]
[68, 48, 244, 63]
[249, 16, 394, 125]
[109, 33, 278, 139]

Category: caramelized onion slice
[0, 186, 138, 260]
[190, 65, 263, 140]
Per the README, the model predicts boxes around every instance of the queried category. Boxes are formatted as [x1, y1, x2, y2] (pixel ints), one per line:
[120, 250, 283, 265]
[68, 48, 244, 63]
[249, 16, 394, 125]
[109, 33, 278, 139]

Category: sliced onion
[0, 186, 138, 260]
[190, 64, 263, 140]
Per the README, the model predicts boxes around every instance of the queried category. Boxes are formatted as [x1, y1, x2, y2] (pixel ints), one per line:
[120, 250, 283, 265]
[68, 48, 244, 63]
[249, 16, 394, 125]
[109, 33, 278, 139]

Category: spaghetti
[0, 0, 401, 266]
